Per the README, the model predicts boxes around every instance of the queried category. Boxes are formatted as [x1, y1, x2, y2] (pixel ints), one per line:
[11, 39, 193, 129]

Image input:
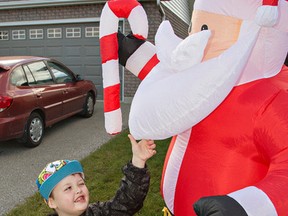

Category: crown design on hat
[36, 160, 84, 200]
[37, 160, 68, 186]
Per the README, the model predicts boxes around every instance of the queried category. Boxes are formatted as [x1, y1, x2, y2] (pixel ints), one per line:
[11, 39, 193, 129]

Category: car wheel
[22, 112, 44, 148]
[81, 92, 95, 118]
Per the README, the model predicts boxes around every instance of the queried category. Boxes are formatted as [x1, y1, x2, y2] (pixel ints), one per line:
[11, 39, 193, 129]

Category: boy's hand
[128, 134, 157, 168]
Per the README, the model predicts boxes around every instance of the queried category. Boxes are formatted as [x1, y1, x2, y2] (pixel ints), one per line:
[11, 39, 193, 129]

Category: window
[23, 65, 37, 85]
[12, 30, 26, 40]
[85, 27, 99, 38]
[30, 29, 43, 39]
[26, 61, 54, 85]
[10, 67, 28, 86]
[47, 28, 62, 39]
[47, 61, 74, 83]
[66, 27, 81, 38]
[0, 31, 9, 40]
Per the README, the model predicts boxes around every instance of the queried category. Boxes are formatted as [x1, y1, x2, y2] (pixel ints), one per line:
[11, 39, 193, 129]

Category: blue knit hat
[36, 160, 84, 200]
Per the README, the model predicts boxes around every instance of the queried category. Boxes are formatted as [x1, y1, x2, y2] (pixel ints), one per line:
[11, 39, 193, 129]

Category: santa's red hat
[262, 0, 278, 6]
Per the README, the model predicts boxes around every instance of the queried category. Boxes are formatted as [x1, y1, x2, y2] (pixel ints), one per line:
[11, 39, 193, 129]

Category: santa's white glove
[255, 5, 278, 27]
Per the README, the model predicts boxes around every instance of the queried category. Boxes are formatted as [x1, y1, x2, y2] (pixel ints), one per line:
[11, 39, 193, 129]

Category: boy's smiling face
[48, 173, 89, 216]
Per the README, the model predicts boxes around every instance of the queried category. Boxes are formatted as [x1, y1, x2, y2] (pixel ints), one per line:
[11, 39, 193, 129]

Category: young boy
[36, 134, 156, 216]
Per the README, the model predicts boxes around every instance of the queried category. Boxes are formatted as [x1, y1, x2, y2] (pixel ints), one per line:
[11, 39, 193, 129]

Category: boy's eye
[64, 186, 72, 191]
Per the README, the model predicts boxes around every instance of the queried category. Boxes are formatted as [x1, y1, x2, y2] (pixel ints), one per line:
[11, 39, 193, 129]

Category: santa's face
[190, 10, 242, 61]
[190, 0, 288, 85]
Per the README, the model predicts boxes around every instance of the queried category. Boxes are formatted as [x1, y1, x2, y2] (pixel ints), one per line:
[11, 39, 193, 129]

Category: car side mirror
[76, 74, 83, 81]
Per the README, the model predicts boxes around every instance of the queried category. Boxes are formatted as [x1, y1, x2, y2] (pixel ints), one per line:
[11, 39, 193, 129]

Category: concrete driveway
[0, 101, 131, 215]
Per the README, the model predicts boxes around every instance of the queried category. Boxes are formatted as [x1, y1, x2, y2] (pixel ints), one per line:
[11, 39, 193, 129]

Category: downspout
[156, 0, 166, 21]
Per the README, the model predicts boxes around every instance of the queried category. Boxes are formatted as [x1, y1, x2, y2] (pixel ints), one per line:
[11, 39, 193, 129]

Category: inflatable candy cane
[99, 0, 159, 135]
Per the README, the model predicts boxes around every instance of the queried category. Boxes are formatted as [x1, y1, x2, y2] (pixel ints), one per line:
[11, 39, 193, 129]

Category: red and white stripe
[99, 0, 149, 134]
[126, 41, 159, 80]
[161, 129, 192, 214]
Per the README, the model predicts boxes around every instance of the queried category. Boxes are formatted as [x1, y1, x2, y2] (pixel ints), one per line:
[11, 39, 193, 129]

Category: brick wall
[0, 4, 104, 21]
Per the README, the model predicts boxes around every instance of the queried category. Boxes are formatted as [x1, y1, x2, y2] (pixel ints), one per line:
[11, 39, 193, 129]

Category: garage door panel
[68, 66, 82, 74]
[46, 40, 65, 46]
[65, 46, 82, 56]
[64, 58, 82, 66]
[0, 48, 10, 56]
[85, 65, 102, 83]
[84, 45, 100, 56]
[97, 88, 103, 100]
[46, 46, 63, 57]
[86, 75, 100, 83]
[85, 65, 98, 76]
[82, 56, 101, 64]
[29, 47, 45, 56]
[11, 47, 28, 55]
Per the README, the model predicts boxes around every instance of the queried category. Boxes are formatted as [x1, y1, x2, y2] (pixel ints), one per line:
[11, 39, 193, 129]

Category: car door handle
[36, 93, 41, 97]
[63, 89, 68, 94]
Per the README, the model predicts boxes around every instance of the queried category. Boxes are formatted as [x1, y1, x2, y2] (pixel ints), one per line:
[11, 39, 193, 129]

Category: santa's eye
[201, 24, 208, 31]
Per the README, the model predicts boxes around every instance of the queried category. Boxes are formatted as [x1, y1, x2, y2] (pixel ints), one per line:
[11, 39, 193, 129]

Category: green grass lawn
[6, 129, 171, 216]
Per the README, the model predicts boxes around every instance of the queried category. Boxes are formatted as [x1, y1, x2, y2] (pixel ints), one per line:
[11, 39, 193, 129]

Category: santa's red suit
[161, 64, 288, 216]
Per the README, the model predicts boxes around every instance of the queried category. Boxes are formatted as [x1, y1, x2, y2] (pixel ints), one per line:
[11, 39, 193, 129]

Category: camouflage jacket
[83, 162, 150, 216]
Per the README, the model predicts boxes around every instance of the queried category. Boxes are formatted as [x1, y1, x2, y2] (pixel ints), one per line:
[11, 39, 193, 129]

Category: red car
[0, 56, 97, 147]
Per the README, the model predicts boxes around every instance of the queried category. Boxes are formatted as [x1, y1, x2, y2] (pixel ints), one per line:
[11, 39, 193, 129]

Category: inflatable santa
[100, 0, 288, 215]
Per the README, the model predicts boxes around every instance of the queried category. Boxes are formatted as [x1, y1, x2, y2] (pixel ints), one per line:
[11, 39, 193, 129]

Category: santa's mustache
[124, 21, 260, 140]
